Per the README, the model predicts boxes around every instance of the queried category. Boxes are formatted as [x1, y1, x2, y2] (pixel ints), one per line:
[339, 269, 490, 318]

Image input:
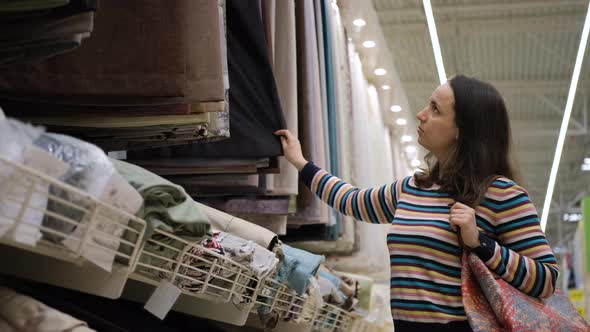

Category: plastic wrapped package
[34, 133, 116, 240]
[0, 111, 68, 246]
[33, 133, 142, 271]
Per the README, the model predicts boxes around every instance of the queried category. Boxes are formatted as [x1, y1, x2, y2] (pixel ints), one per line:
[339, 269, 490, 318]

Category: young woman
[274, 75, 558, 332]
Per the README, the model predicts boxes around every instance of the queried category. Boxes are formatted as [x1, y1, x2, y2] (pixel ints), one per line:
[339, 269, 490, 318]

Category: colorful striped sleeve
[300, 162, 399, 224]
[481, 180, 559, 298]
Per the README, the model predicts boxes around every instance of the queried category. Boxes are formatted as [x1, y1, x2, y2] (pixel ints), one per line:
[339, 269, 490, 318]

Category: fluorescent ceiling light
[411, 159, 421, 167]
[423, 0, 447, 84]
[363, 40, 376, 48]
[396, 118, 407, 126]
[401, 135, 413, 143]
[374, 68, 387, 76]
[390, 105, 402, 113]
[353, 18, 366, 27]
[382, 85, 391, 90]
[405, 146, 417, 153]
[540, 2, 590, 231]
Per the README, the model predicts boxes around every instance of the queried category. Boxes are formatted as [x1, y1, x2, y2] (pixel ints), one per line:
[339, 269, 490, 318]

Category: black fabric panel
[128, 0, 285, 159]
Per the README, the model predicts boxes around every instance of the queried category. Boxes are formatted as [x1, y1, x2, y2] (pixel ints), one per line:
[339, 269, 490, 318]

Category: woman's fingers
[274, 129, 295, 140]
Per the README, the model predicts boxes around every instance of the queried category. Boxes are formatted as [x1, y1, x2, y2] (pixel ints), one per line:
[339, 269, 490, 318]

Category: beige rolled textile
[289, 0, 330, 225]
[267, 0, 299, 196]
[194, 202, 278, 250]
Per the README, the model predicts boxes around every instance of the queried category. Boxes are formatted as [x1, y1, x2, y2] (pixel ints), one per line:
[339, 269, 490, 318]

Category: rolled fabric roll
[194, 201, 278, 251]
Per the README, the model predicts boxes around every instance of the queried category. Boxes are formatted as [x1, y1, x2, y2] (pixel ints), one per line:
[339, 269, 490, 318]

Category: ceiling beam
[381, 13, 585, 34]
[376, 1, 587, 18]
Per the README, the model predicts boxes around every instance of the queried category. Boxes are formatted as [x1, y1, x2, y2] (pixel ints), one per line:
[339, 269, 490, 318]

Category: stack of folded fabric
[0, 0, 229, 150]
[0, 0, 97, 65]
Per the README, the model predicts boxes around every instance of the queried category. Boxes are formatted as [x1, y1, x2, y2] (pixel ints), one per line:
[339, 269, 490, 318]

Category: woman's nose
[416, 109, 426, 122]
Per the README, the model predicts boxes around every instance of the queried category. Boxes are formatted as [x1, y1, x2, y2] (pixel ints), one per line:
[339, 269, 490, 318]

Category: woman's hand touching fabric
[274, 129, 308, 171]
[450, 202, 481, 249]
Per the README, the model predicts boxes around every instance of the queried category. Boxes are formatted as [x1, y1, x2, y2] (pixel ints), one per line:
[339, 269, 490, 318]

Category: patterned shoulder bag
[461, 249, 590, 331]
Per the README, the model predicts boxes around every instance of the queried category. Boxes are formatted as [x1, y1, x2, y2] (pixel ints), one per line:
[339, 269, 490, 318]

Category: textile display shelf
[312, 303, 354, 332]
[124, 228, 263, 325]
[0, 156, 148, 299]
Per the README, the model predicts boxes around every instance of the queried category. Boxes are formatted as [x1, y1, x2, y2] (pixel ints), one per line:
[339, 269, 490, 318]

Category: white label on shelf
[144, 280, 182, 320]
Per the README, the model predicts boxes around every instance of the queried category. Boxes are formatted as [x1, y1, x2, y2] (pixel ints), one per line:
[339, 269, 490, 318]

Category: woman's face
[416, 82, 458, 158]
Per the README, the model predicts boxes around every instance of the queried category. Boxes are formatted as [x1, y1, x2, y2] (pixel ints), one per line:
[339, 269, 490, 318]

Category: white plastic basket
[312, 303, 354, 332]
[0, 156, 147, 268]
[130, 228, 263, 305]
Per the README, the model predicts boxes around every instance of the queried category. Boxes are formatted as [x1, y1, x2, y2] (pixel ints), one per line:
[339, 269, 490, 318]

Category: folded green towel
[112, 159, 211, 242]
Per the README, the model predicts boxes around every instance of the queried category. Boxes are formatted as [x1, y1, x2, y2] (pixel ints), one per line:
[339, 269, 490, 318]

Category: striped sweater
[300, 162, 558, 324]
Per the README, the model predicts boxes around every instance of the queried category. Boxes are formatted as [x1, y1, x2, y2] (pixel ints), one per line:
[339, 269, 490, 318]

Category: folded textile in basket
[112, 159, 211, 241]
[214, 231, 279, 280]
[143, 231, 278, 306]
[294, 276, 323, 324]
[0, 287, 96, 332]
[256, 244, 324, 325]
[280, 244, 325, 295]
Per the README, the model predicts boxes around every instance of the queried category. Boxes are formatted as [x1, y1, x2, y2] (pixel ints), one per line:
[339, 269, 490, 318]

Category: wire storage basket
[312, 303, 354, 332]
[0, 155, 147, 268]
[131, 228, 263, 305]
[253, 278, 309, 320]
[0, 155, 147, 299]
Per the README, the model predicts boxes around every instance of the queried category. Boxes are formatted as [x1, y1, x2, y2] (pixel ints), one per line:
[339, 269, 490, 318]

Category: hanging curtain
[266, 0, 298, 195]
[288, 0, 330, 226]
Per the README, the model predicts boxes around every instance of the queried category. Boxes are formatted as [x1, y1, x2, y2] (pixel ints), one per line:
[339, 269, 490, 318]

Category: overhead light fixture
[390, 105, 402, 113]
[411, 159, 421, 167]
[541, 2, 590, 231]
[374, 68, 387, 76]
[396, 118, 407, 126]
[423, 0, 447, 84]
[382, 85, 391, 90]
[353, 18, 366, 27]
[363, 40, 376, 48]
[405, 145, 417, 153]
[401, 135, 413, 143]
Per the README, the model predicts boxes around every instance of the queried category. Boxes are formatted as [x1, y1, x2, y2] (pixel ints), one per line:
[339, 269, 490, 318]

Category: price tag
[144, 280, 182, 320]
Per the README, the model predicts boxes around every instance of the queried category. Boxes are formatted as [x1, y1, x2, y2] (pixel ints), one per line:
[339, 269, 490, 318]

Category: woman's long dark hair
[414, 74, 521, 207]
